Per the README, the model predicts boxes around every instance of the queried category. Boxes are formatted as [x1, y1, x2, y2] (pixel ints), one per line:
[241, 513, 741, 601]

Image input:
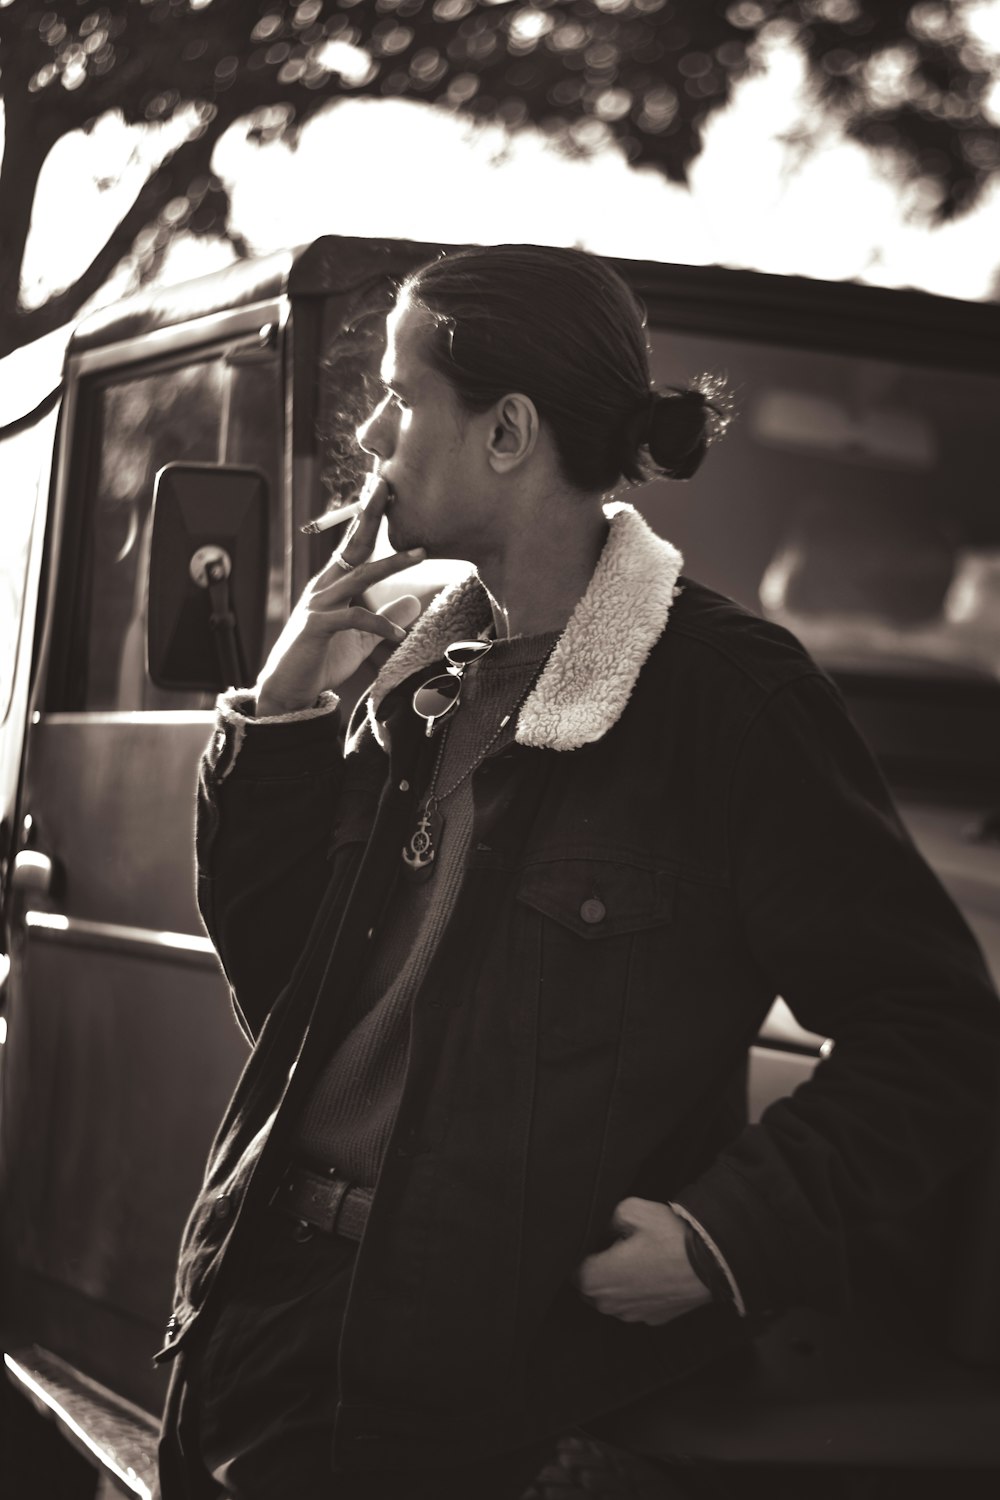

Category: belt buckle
[271, 1166, 349, 1237]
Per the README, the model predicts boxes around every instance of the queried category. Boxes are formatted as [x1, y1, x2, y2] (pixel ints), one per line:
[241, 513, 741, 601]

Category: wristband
[682, 1221, 736, 1310]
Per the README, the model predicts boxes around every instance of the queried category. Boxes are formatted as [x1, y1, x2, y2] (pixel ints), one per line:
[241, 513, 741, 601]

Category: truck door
[1, 306, 286, 1415]
[0, 395, 60, 1019]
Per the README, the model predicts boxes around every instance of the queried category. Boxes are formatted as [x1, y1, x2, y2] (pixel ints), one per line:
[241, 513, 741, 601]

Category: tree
[1, 0, 998, 360]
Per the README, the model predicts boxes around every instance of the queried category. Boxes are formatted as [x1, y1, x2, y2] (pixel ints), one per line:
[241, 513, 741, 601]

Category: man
[156, 245, 1000, 1499]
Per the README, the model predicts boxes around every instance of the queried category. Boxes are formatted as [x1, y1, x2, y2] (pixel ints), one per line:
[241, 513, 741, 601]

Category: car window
[52, 346, 283, 712]
[644, 331, 1000, 797]
[645, 332, 1000, 684]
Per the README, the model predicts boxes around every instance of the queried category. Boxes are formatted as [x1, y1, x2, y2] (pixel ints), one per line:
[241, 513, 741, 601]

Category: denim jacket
[159, 506, 1000, 1476]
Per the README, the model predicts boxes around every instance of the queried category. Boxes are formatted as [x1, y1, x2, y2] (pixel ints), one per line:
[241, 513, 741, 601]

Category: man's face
[356, 297, 488, 557]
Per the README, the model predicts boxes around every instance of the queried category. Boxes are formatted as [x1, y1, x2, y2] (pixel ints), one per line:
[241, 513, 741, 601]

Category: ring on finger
[333, 554, 355, 574]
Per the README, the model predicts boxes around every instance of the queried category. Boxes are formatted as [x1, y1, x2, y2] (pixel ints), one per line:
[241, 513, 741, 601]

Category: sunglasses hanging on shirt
[411, 638, 494, 737]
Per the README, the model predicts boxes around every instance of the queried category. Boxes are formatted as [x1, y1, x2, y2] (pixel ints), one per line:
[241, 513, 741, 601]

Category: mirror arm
[205, 560, 248, 689]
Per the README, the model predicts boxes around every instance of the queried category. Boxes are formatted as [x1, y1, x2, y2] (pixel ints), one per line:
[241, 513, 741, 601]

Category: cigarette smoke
[317, 280, 397, 508]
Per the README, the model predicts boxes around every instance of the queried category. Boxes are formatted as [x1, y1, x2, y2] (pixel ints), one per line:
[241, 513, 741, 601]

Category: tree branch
[0, 111, 235, 360]
[0, 100, 61, 318]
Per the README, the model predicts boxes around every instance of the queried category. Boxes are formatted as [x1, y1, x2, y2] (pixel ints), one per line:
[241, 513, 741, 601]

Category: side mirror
[147, 463, 269, 692]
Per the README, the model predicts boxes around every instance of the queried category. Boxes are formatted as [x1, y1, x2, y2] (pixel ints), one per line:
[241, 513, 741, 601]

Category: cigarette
[300, 499, 365, 535]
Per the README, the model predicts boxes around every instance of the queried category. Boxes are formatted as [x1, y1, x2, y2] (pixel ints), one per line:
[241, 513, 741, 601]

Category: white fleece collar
[366, 503, 683, 753]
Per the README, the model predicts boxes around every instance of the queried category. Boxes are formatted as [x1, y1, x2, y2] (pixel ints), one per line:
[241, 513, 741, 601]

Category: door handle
[11, 850, 55, 895]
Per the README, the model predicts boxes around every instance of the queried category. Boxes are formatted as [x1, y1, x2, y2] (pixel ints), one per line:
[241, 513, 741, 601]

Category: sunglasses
[412, 638, 494, 736]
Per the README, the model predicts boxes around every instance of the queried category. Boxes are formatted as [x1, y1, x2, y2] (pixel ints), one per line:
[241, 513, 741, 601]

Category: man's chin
[385, 512, 410, 553]
[386, 511, 471, 565]
[387, 514, 434, 558]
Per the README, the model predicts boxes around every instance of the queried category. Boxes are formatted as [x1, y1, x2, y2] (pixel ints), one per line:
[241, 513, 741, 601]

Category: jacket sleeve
[196, 689, 347, 1041]
[671, 670, 1000, 1319]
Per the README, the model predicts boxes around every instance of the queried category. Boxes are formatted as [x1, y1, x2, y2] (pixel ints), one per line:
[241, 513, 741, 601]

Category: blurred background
[3, 6, 1000, 1497]
[3, 0, 1000, 383]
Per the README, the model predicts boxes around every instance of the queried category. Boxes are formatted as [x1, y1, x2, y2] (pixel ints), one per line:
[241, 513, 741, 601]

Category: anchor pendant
[402, 805, 442, 877]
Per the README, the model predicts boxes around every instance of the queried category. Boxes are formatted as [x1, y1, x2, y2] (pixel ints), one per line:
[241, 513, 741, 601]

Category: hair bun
[622, 375, 732, 483]
[645, 388, 710, 479]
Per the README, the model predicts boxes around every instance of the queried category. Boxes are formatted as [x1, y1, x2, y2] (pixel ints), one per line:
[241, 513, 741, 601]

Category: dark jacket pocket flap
[516, 858, 672, 939]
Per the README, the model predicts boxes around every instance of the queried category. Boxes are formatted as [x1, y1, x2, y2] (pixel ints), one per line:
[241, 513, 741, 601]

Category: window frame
[39, 299, 289, 718]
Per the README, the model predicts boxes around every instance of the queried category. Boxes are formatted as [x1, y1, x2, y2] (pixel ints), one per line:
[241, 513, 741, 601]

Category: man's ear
[486, 394, 539, 473]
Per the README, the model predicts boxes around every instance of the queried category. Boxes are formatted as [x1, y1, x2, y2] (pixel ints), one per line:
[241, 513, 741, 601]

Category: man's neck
[478, 503, 609, 641]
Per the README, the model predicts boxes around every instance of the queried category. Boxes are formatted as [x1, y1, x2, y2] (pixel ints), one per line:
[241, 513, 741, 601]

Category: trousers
[161, 1204, 560, 1499]
[158, 1205, 882, 1500]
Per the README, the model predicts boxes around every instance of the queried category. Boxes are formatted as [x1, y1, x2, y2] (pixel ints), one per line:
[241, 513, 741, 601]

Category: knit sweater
[293, 629, 560, 1185]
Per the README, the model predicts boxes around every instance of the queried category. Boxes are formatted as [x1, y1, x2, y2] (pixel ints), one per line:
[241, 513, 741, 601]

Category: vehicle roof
[67, 235, 1000, 374]
[68, 249, 294, 354]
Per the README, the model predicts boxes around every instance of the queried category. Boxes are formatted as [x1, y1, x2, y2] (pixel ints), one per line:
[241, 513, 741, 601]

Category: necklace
[401, 651, 549, 879]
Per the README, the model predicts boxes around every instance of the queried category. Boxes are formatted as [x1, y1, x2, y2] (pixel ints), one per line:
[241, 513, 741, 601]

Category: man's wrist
[255, 693, 305, 717]
[254, 690, 337, 719]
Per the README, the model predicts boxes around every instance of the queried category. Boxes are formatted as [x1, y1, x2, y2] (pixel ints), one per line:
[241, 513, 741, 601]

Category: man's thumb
[377, 594, 422, 633]
[609, 1197, 645, 1237]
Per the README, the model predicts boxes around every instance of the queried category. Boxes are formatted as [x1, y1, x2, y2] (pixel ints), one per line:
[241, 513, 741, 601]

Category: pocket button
[580, 897, 606, 925]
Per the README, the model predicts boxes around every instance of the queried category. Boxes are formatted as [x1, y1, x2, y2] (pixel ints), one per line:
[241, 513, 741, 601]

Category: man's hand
[255, 474, 424, 716]
[574, 1198, 712, 1326]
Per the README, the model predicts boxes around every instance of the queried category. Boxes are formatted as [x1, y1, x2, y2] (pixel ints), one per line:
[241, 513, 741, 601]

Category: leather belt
[269, 1163, 373, 1242]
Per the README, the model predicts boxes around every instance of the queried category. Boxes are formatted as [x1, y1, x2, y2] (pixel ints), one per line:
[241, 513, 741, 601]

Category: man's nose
[357, 398, 394, 459]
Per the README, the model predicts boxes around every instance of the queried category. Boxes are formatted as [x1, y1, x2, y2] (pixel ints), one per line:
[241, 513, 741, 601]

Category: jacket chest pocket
[327, 779, 381, 872]
[515, 857, 672, 1060]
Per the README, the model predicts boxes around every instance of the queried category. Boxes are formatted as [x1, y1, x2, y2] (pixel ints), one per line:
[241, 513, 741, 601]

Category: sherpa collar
[366, 503, 683, 753]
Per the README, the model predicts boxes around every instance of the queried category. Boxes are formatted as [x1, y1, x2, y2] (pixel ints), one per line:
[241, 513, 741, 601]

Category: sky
[8, 1, 1000, 359]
